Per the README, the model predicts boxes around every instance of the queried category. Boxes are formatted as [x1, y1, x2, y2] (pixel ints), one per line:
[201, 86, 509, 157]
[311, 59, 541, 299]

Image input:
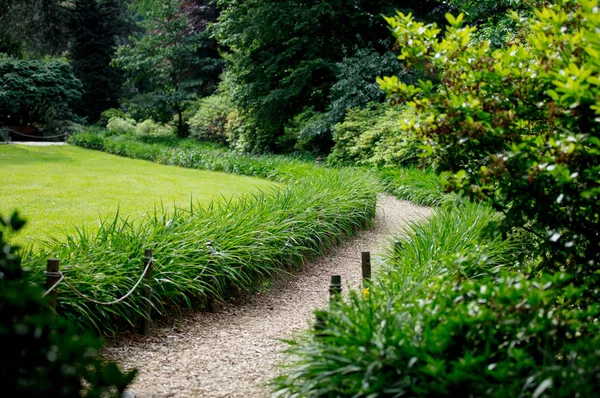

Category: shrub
[378, 1, 600, 271]
[106, 116, 136, 135]
[99, 108, 126, 127]
[189, 93, 233, 145]
[0, 212, 136, 396]
[0, 58, 82, 126]
[135, 119, 174, 136]
[328, 103, 421, 167]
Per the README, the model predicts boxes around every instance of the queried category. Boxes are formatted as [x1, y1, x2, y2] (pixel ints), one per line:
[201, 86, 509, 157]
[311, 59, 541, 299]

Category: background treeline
[0, 0, 453, 153]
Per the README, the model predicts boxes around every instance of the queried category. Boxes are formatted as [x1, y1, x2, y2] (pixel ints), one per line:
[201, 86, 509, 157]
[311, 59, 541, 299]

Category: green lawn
[1, 144, 277, 248]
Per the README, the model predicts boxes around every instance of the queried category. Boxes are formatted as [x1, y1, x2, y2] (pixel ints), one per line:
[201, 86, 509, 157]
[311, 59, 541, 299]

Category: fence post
[361, 251, 372, 289]
[140, 249, 153, 336]
[46, 258, 60, 314]
[329, 275, 342, 303]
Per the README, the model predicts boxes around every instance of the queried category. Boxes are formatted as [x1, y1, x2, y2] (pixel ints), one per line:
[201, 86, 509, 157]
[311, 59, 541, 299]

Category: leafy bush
[378, 1, 600, 271]
[0, 58, 82, 126]
[99, 108, 126, 127]
[189, 93, 233, 145]
[328, 103, 421, 167]
[106, 116, 136, 135]
[135, 119, 173, 136]
[106, 117, 173, 137]
[0, 212, 136, 396]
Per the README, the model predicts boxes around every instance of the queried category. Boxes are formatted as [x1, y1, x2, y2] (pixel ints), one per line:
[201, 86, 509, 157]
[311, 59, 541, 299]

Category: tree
[113, 0, 223, 137]
[215, 0, 442, 152]
[0, 58, 83, 126]
[378, 0, 600, 271]
[69, 0, 133, 122]
[0, 0, 70, 57]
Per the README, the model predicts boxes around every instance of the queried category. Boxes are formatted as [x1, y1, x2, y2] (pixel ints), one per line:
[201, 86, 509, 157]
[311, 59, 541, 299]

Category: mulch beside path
[105, 194, 433, 398]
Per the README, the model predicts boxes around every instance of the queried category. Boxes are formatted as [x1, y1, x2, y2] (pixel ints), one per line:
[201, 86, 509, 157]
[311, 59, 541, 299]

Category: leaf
[532, 378, 553, 398]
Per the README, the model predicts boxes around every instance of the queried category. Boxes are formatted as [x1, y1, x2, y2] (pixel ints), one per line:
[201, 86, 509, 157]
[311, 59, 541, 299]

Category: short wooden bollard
[361, 251, 371, 289]
[329, 275, 342, 302]
[46, 258, 60, 313]
[140, 249, 153, 336]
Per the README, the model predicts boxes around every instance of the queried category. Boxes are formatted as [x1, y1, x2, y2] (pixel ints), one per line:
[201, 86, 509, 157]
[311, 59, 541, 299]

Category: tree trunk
[176, 109, 186, 138]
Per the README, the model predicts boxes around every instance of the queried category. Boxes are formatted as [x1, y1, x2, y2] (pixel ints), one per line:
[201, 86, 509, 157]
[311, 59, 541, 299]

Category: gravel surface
[9, 141, 67, 146]
[105, 194, 432, 398]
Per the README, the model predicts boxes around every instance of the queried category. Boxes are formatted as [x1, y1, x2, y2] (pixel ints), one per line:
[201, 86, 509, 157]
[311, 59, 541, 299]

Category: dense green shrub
[0, 58, 82, 126]
[99, 108, 126, 127]
[378, 0, 600, 271]
[0, 212, 135, 396]
[189, 93, 233, 145]
[328, 103, 421, 167]
[106, 117, 173, 137]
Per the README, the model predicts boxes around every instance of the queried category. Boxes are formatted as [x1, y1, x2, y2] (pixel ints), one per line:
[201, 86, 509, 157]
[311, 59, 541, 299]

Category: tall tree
[113, 0, 223, 137]
[69, 0, 133, 122]
[215, 0, 441, 152]
[0, 0, 69, 57]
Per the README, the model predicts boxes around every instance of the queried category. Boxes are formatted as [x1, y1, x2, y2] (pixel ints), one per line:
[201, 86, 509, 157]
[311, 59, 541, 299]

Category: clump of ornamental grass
[378, 167, 449, 207]
[271, 201, 522, 396]
[25, 169, 377, 335]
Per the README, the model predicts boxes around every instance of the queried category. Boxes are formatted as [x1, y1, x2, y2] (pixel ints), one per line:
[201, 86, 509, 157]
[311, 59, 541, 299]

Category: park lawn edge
[22, 131, 379, 335]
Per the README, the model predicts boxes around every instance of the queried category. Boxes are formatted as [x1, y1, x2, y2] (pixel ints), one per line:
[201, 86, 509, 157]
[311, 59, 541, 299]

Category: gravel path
[105, 194, 432, 398]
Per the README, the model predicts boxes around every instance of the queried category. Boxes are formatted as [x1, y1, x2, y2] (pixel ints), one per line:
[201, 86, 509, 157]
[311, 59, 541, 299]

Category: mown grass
[1, 144, 276, 248]
[22, 131, 379, 335]
[271, 201, 521, 396]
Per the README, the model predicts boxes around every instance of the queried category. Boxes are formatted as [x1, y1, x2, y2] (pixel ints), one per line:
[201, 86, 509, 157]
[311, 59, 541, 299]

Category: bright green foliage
[106, 116, 173, 136]
[215, 0, 441, 152]
[0, 144, 273, 248]
[328, 103, 421, 167]
[0, 212, 136, 396]
[379, 1, 600, 271]
[188, 93, 233, 144]
[378, 167, 448, 207]
[113, 0, 222, 137]
[0, 58, 83, 126]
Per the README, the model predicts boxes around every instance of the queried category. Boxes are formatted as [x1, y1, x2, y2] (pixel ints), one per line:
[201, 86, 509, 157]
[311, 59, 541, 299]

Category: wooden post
[46, 258, 60, 314]
[140, 249, 153, 336]
[361, 251, 372, 288]
[329, 275, 342, 302]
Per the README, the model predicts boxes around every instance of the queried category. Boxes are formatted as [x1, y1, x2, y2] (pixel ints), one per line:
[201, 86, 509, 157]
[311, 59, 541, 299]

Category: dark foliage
[215, 0, 443, 152]
[0, 58, 83, 126]
[0, 212, 136, 396]
[69, 0, 133, 122]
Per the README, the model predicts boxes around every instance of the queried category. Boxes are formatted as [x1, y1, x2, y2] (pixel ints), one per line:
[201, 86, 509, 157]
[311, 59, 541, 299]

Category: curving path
[105, 194, 432, 397]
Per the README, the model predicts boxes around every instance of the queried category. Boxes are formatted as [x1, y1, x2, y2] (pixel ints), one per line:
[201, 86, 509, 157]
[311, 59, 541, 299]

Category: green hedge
[25, 132, 378, 335]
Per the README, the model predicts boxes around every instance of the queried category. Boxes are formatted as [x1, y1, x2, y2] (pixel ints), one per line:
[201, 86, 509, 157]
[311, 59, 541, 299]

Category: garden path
[105, 194, 432, 398]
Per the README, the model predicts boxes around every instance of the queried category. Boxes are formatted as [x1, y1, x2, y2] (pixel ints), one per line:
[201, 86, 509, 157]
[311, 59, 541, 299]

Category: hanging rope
[42, 258, 154, 305]
[5, 128, 68, 139]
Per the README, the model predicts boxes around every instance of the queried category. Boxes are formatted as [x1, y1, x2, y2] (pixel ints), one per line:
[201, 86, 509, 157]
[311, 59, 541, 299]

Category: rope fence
[41, 248, 373, 337]
[1, 126, 69, 140]
[42, 249, 155, 335]
[43, 259, 154, 305]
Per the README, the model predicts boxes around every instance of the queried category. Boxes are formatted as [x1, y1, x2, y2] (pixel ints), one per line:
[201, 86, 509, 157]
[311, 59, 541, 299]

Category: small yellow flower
[363, 288, 370, 298]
